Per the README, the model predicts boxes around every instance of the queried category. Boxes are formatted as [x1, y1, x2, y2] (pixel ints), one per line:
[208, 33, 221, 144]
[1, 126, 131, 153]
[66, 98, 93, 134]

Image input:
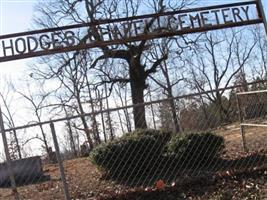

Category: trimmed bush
[90, 129, 172, 179]
[90, 130, 225, 183]
[166, 132, 225, 167]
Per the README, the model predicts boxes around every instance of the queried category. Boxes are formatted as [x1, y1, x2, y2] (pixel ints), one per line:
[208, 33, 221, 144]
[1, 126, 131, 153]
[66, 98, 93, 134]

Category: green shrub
[90, 130, 225, 183]
[90, 129, 172, 179]
[167, 132, 225, 167]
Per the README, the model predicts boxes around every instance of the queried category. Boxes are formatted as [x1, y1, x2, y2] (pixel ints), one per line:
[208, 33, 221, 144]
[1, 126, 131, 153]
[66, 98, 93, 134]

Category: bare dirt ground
[0, 124, 266, 200]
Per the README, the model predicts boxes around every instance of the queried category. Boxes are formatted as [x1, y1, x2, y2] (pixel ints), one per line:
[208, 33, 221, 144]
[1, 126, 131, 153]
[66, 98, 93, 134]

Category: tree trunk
[76, 96, 94, 149]
[35, 112, 49, 155]
[39, 123, 50, 156]
[116, 86, 132, 132]
[165, 83, 180, 133]
[131, 85, 147, 129]
[104, 84, 114, 140]
[161, 60, 180, 133]
[13, 130, 22, 159]
[216, 93, 229, 124]
[168, 96, 180, 133]
[129, 59, 147, 129]
[148, 87, 157, 129]
[117, 110, 125, 133]
[128, 55, 147, 129]
[66, 120, 78, 157]
[99, 98, 107, 143]
[88, 85, 101, 144]
[62, 103, 78, 157]
[124, 108, 132, 132]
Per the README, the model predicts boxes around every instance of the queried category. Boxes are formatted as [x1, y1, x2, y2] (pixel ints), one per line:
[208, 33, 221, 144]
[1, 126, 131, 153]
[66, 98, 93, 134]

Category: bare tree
[33, 0, 196, 130]
[34, 53, 100, 148]
[114, 85, 132, 132]
[16, 83, 51, 157]
[0, 79, 22, 159]
[104, 83, 114, 140]
[147, 85, 157, 129]
[251, 25, 267, 80]
[59, 97, 78, 157]
[148, 39, 186, 132]
[186, 30, 256, 123]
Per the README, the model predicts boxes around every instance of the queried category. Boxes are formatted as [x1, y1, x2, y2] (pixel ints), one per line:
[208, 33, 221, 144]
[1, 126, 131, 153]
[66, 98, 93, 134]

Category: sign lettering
[0, 1, 263, 63]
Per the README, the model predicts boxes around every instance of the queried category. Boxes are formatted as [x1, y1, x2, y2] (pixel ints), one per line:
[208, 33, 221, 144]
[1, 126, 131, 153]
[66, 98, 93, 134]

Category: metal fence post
[50, 122, 71, 200]
[0, 108, 19, 200]
[236, 94, 248, 152]
[257, 0, 267, 36]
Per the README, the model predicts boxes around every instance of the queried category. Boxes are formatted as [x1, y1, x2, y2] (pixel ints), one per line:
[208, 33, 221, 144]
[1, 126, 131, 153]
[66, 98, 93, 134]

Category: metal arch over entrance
[0, 0, 265, 63]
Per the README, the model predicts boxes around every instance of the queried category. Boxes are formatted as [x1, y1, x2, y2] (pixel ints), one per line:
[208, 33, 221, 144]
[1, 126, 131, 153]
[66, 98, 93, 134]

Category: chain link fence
[237, 90, 267, 152]
[0, 83, 266, 199]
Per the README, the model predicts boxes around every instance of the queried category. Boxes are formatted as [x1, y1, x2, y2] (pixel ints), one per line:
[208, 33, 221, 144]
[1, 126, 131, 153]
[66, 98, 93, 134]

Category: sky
[0, 0, 38, 77]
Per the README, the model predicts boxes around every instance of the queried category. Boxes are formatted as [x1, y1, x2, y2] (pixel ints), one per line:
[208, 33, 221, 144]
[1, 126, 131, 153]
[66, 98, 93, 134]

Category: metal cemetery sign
[0, 1, 264, 63]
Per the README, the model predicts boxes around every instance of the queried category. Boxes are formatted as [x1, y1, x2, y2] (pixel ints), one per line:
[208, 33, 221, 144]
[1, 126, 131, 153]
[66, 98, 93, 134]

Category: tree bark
[148, 87, 157, 129]
[76, 96, 94, 149]
[87, 81, 101, 144]
[168, 94, 180, 133]
[104, 83, 114, 140]
[129, 58, 147, 129]
[12, 130, 22, 159]
[39, 123, 49, 156]
[165, 79, 180, 133]
[131, 85, 147, 129]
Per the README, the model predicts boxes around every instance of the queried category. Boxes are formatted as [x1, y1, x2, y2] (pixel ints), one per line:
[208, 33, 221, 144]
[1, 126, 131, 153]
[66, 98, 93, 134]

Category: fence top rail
[241, 123, 267, 127]
[2, 79, 267, 133]
[237, 89, 267, 95]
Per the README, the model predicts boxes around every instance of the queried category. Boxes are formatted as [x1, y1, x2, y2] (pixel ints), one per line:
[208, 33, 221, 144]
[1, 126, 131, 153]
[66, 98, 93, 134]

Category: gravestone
[48, 147, 57, 164]
[80, 143, 90, 157]
[0, 156, 49, 187]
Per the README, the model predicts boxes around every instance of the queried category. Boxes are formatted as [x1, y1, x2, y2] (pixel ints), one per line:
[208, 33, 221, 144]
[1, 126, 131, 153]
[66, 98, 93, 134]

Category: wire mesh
[0, 87, 267, 199]
[0, 125, 68, 199]
[237, 90, 267, 125]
